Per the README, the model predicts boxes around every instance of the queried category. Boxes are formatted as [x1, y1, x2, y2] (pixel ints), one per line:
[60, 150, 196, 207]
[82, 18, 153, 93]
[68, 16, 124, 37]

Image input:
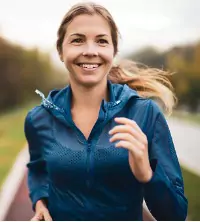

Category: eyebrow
[70, 33, 109, 38]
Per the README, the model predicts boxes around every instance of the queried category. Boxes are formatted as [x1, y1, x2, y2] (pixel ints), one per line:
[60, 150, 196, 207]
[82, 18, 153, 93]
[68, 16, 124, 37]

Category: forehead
[66, 14, 111, 36]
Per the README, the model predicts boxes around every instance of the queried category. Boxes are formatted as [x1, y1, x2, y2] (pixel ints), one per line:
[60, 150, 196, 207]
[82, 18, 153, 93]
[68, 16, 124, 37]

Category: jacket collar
[35, 80, 140, 127]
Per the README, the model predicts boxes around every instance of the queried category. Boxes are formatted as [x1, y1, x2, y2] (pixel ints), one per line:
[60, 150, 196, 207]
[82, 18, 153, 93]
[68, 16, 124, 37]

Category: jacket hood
[35, 81, 140, 127]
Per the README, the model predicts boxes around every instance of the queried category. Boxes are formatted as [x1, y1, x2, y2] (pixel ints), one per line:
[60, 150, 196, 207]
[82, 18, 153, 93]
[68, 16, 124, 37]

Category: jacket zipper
[86, 144, 91, 188]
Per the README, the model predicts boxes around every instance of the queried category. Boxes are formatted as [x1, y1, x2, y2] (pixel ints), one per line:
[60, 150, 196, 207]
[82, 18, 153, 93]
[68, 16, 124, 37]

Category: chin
[77, 76, 107, 88]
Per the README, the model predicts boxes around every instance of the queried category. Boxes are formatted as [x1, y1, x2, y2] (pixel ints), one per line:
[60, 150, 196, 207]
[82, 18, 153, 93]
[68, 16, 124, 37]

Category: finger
[110, 133, 143, 150]
[114, 117, 143, 134]
[43, 210, 53, 221]
[109, 125, 141, 141]
[115, 140, 142, 156]
[114, 117, 147, 142]
[109, 132, 138, 145]
[31, 213, 43, 221]
[31, 217, 38, 221]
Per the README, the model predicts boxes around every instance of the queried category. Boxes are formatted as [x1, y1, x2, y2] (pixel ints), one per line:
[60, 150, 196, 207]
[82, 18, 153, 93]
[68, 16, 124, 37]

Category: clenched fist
[109, 117, 153, 183]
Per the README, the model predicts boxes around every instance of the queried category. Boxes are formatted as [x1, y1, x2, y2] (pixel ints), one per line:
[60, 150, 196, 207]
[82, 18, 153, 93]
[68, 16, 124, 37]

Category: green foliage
[126, 46, 167, 69]
[181, 167, 200, 220]
[125, 42, 200, 112]
[0, 37, 67, 111]
[167, 44, 200, 112]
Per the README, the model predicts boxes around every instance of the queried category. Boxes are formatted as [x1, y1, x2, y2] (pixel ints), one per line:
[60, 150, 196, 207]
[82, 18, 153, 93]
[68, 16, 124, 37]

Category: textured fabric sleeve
[143, 102, 188, 221]
[24, 111, 49, 211]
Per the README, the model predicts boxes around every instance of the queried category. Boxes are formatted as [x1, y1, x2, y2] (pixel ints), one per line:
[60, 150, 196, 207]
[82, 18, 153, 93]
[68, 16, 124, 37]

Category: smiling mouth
[76, 63, 102, 70]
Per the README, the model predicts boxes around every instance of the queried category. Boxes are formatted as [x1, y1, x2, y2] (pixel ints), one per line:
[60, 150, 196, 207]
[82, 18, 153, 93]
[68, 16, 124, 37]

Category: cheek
[62, 47, 81, 64]
[99, 48, 114, 65]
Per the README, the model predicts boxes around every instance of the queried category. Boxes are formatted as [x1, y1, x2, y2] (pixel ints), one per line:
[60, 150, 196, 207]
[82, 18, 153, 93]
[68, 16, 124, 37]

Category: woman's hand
[109, 117, 153, 183]
[31, 199, 52, 221]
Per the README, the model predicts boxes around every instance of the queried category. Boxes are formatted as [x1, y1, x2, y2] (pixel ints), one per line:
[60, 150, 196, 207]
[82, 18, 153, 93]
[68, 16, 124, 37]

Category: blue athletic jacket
[24, 81, 188, 221]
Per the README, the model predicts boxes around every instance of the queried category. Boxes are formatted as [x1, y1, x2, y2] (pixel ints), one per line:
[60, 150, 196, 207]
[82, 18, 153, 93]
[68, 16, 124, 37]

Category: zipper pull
[35, 89, 45, 100]
[35, 89, 64, 113]
[35, 89, 52, 108]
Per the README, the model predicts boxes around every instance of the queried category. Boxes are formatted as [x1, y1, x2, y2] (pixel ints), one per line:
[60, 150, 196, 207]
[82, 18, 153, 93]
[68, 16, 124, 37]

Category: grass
[0, 101, 39, 189]
[0, 103, 200, 220]
[181, 167, 200, 220]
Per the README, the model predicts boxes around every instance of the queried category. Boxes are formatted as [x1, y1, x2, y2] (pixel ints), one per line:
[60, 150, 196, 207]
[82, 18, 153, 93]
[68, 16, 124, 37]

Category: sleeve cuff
[143, 159, 171, 188]
[30, 187, 49, 211]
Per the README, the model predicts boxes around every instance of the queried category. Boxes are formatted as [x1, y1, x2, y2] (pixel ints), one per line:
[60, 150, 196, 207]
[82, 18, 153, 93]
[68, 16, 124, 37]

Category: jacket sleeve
[24, 111, 49, 211]
[143, 102, 188, 221]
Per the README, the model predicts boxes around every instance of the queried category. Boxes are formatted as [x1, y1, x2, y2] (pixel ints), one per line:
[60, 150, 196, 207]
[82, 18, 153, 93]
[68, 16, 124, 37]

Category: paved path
[167, 117, 200, 176]
[5, 172, 34, 221]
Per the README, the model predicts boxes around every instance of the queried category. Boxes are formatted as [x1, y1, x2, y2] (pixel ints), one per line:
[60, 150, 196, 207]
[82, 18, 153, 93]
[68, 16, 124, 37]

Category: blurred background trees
[0, 37, 67, 112]
[125, 41, 200, 113]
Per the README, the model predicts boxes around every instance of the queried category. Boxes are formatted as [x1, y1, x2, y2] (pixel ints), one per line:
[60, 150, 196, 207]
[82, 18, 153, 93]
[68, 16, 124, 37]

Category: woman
[25, 2, 188, 221]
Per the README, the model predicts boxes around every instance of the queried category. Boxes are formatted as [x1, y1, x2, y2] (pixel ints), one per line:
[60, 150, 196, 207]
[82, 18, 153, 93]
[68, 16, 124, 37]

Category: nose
[82, 42, 98, 57]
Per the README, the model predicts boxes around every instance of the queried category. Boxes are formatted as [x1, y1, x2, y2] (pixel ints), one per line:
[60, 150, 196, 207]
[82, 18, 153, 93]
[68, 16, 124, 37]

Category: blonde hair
[56, 2, 177, 116]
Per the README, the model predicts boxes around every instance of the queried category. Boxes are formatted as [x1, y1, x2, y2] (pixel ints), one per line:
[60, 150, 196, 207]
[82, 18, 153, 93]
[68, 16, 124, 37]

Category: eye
[71, 38, 84, 44]
[98, 39, 109, 45]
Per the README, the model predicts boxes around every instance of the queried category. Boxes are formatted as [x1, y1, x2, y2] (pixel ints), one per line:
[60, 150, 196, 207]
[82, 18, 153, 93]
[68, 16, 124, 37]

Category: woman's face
[61, 14, 114, 87]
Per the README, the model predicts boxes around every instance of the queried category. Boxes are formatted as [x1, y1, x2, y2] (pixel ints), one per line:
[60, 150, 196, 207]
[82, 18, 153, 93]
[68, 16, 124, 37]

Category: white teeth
[80, 64, 99, 69]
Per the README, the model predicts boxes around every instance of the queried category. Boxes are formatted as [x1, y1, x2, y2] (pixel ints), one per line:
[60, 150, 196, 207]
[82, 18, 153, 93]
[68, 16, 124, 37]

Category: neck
[70, 80, 109, 111]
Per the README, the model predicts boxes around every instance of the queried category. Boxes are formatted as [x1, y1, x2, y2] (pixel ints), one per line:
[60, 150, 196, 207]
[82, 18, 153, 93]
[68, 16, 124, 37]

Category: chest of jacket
[39, 103, 150, 194]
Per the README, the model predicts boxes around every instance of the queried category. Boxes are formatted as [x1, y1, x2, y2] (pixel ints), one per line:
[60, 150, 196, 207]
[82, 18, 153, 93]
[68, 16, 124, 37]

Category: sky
[0, 0, 200, 60]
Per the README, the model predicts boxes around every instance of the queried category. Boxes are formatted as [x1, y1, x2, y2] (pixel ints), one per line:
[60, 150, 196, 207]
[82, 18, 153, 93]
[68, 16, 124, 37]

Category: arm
[24, 111, 49, 211]
[143, 104, 188, 220]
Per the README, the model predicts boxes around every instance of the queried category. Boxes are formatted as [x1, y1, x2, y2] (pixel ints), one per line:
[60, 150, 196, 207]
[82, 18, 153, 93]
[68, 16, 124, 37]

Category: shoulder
[144, 99, 171, 142]
[128, 94, 163, 118]
[25, 105, 44, 123]
[146, 99, 164, 118]
[121, 83, 162, 117]
[25, 104, 50, 131]
[128, 97, 165, 138]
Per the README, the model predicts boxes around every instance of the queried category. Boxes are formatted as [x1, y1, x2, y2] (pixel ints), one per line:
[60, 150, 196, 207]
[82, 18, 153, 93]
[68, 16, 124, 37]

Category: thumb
[43, 210, 53, 221]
